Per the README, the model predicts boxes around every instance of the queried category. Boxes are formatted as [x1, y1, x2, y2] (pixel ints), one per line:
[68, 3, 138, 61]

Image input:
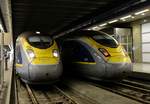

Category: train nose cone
[27, 63, 62, 84]
[105, 62, 133, 79]
[46, 73, 49, 76]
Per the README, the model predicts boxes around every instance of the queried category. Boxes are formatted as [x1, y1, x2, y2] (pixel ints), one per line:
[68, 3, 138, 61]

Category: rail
[25, 84, 39, 104]
[17, 79, 79, 104]
[87, 79, 150, 104]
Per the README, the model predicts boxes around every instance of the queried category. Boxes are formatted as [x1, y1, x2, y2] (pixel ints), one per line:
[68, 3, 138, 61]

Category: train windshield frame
[27, 35, 53, 49]
[90, 31, 119, 48]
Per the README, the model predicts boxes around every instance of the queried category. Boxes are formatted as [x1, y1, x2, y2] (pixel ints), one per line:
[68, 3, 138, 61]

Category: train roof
[61, 30, 109, 39]
[69, 30, 108, 37]
[17, 32, 52, 39]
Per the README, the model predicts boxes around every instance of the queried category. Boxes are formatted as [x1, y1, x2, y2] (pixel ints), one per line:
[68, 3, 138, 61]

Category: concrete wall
[0, 32, 12, 45]
[131, 21, 142, 63]
[0, 0, 12, 32]
[0, 32, 13, 69]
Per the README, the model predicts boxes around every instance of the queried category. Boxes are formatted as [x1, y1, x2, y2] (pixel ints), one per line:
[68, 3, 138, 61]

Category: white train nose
[26, 63, 62, 84]
[105, 62, 133, 79]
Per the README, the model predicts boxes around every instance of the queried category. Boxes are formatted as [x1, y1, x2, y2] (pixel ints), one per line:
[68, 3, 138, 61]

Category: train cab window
[64, 41, 94, 62]
[91, 31, 118, 48]
[27, 35, 53, 49]
[16, 46, 22, 64]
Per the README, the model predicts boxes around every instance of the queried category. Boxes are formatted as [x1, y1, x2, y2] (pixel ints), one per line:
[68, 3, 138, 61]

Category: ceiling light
[141, 13, 145, 15]
[108, 20, 118, 24]
[120, 15, 132, 20]
[92, 26, 100, 30]
[143, 19, 147, 22]
[122, 19, 126, 21]
[36, 31, 40, 34]
[140, 0, 147, 2]
[131, 16, 135, 19]
[99, 23, 107, 27]
[135, 9, 149, 15]
[87, 28, 92, 30]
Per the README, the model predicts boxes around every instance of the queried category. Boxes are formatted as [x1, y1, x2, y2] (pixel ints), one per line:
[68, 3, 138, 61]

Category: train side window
[69, 41, 94, 62]
[16, 45, 22, 64]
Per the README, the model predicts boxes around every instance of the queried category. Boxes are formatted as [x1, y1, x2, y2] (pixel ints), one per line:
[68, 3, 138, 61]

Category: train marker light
[99, 48, 110, 57]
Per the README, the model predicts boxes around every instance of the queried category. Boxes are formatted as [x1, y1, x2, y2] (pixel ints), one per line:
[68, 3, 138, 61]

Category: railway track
[86, 79, 150, 104]
[16, 79, 79, 104]
[56, 83, 100, 104]
[123, 78, 150, 90]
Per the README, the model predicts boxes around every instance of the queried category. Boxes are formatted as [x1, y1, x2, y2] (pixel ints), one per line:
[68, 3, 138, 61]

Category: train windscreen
[28, 35, 53, 49]
[91, 31, 118, 48]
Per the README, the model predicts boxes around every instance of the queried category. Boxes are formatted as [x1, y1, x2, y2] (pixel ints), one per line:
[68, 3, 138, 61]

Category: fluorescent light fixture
[108, 20, 118, 24]
[36, 31, 40, 34]
[92, 26, 100, 30]
[99, 23, 107, 27]
[135, 9, 149, 15]
[120, 15, 132, 20]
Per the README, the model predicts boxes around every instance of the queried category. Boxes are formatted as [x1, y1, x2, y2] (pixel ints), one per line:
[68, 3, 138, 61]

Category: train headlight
[99, 48, 110, 57]
[53, 49, 59, 57]
[27, 49, 35, 59]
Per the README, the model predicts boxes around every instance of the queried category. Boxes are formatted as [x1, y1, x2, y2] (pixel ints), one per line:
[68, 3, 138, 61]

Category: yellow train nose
[107, 56, 131, 63]
[31, 57, 59, 65]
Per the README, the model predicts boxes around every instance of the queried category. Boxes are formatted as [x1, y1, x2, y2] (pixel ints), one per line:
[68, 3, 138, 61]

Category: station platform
[127, 63, 150, 81]
[133, 63, 150, 74]
[0, 63, 13, 104]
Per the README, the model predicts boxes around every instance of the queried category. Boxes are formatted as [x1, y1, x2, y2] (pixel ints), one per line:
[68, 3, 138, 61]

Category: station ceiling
[11, 0, 149, 38]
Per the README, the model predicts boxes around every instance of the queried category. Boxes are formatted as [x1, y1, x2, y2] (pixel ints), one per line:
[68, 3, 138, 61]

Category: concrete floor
[63, 79, 141, 104]
[1, 62, 150, 104]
